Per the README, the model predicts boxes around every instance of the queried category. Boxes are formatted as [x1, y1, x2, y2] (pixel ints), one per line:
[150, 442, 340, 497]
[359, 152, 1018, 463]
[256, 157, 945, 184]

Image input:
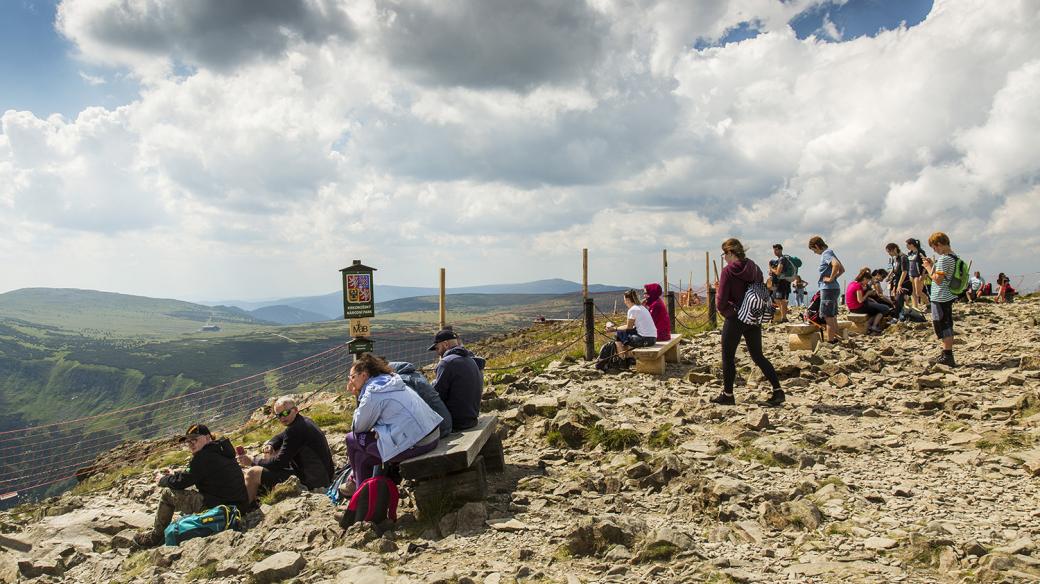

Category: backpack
[163, 505, 241, 546]
[781, 256, 801, 280]
[595, 341, 625, 372]
[737, 282, 775, 325]
[902, 306, 927, 323]
[338, 473, 399, 528]
[947, 255, 970, 295]
[803, 291, 825, 327]
[326, 465, 354, 505]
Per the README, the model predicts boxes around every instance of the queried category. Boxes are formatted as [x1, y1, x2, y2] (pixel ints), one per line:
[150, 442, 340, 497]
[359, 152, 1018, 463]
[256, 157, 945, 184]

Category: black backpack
[595, 341, 625, 372]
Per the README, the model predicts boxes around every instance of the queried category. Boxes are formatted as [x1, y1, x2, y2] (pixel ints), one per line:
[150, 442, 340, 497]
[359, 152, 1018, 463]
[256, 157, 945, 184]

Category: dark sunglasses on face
[275, 408, 295, 419]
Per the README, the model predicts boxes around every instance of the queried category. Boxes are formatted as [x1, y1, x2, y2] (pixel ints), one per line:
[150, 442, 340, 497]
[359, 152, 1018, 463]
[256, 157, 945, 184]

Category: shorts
[773, 279, 791, 300]
[259, 466, 295, 490]
[931, 300, 954, 339]
[820, 288, 839, 318]
[615, 329, 656, 348]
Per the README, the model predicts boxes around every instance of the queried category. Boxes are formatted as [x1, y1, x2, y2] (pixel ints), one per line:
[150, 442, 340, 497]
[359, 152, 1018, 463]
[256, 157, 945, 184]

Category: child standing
[921, 232, 957, 367]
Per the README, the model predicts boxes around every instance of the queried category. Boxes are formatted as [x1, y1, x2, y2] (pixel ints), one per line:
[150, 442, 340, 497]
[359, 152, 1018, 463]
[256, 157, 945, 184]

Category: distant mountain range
[203, 278, 628, 323]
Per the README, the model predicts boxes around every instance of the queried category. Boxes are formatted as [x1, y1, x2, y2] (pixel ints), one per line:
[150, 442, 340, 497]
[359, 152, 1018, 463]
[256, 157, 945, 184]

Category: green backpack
[947, 255, 970, 295]
[781, 256, 802, 280]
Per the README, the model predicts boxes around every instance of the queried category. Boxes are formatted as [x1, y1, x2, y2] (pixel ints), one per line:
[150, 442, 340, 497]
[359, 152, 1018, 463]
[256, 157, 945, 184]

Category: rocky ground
[2, 298, 1039, 584]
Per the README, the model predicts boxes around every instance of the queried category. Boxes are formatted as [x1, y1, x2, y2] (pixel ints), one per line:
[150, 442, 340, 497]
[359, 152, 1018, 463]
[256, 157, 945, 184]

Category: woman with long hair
[906, 238, 928, 310]
[712, 238, 784, 407]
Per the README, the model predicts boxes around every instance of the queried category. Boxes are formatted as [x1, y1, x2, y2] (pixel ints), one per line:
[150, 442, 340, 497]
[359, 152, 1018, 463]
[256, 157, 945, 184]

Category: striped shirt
[929, 254, 958, 302]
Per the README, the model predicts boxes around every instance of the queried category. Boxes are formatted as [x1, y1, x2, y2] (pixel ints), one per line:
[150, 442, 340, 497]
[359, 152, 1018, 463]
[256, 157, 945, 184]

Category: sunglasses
[275, 408, 295, 419]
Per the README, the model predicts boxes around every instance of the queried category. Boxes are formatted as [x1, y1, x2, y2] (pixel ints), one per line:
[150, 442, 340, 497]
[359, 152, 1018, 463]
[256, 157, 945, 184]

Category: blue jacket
[391, 361, 453, 438]
[433, 346, 486, 431]
[352, 373, 443, 461]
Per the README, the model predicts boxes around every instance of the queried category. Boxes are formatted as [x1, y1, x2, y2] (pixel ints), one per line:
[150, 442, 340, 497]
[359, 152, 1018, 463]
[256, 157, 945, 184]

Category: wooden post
[584, 297, 596, 361]
[662, 249, 669, 297]
[706, 252, 717, 329]
[439, 268, 446, 329]
[582, 248, 589, 299]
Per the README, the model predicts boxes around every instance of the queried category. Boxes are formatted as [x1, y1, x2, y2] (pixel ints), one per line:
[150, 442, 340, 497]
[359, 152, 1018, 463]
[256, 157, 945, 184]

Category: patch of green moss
[634, 541, 679, 563]
[258, 480, 301, 506]
[734, 446, 784, 467]
[186, 561, 217, 581]
[116, 550, 153, 583]
[545, 429, 569, 448]
[975, 430, 1035, 454]
[586, 426, 640, 451]
[647, 424, 674, 449]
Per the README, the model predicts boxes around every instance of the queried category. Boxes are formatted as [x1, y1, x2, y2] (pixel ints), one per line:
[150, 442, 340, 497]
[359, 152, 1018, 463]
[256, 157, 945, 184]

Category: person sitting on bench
[344, 354, 443, 493]
[605, 289, 657, 366]
[429, 328, 486, 431]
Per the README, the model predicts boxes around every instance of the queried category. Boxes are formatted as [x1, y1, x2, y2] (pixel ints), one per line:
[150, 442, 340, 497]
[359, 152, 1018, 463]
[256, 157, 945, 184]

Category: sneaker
[132, 530, 163, 549]
[710, 392, 735, 406]
[763, 390, 786, 408]
[936, 351, 957, 368]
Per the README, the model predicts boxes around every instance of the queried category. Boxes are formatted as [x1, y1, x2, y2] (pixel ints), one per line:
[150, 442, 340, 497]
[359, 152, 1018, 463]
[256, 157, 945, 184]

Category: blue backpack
[164, 505, 241, 546]
[326, 465, 354, 505]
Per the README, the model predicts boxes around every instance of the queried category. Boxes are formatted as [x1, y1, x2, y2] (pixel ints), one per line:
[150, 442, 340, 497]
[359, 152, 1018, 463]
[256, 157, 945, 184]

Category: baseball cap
[178, 423, 211, 442]
[427, 328, 458, 351]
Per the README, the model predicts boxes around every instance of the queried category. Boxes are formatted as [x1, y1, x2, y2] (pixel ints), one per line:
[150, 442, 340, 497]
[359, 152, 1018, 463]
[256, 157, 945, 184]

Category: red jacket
[643, 283, 671, 341]
[717, 259, 764, 319]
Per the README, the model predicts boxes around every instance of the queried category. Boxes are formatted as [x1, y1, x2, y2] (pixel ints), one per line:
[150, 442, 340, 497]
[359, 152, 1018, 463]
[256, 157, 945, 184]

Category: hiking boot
[935, 351, 957, 368]
[763, 390, 786, 408]
[132, 530, 163, 549]
[709, 392, 735, 406]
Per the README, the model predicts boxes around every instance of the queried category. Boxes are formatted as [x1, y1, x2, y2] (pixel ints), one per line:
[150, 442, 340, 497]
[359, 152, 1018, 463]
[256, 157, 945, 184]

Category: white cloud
[2, 0, 1039, 299]
[78, 71, 106, 85]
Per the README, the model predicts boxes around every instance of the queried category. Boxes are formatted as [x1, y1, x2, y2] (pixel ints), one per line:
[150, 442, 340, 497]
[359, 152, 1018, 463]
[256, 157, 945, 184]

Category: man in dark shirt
[133, 423, 249, 548]
[238, 397, 334, 501]
[429, 328, 486, 431]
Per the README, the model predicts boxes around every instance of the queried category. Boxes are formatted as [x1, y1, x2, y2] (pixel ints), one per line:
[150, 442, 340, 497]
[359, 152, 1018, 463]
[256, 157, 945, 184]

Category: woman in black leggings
[712, 238, 784, 407]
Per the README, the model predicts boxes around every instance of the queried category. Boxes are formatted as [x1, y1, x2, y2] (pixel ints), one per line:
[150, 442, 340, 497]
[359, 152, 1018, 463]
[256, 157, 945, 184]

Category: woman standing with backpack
[712, 238, 784, 407]
[906, 238, 928, 311]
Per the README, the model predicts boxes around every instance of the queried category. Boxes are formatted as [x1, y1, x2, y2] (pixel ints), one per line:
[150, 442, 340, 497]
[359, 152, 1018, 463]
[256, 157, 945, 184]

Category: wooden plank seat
[398, 414, 503, 517]
[845, 313, 869, 335]
[787, 323, 821, 351]
[629, 334, 683, 375]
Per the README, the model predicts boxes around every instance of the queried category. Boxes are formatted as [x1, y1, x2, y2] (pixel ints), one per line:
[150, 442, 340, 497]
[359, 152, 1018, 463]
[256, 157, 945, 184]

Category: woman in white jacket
[345, 354, 443, 491]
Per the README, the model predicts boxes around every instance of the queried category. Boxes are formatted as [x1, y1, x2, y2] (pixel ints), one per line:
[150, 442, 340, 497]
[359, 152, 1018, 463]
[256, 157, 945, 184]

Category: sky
[2, 0, 1038, 301]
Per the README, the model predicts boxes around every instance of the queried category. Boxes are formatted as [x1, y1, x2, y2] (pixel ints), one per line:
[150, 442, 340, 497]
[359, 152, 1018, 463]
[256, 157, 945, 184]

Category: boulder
[336, 565, 389, 584]
[250, 551, 306, 584]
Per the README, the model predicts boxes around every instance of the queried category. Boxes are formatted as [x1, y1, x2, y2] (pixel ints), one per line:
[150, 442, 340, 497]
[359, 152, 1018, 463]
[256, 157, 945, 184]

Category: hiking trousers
[152, 487, 204, 536]
[721, 316, 780, 394]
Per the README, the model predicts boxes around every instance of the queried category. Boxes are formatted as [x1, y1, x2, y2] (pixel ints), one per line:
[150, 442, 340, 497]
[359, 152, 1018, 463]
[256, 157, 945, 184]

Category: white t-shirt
[627, 305, 657, 338]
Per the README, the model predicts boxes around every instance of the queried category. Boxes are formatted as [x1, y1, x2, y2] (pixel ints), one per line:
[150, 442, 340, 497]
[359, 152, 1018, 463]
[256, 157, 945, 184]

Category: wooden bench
[845, 313, 869, 335]
[398, 414, 504, 517]
[787, 323, 821, 351]
[630, 334, 683, 375]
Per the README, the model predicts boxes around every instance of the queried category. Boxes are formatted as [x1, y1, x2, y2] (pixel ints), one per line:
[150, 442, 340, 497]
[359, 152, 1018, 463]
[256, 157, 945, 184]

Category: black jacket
[160, 438, 249, 510]
[433, 346, 485, 431]
[260, 414, 334, 489]
[391, 361, 453, 438]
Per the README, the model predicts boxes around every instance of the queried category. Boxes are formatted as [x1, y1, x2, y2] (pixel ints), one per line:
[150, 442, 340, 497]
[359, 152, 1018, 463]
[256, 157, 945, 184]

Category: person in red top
[642, 282, 672, 342]
[712, 238, 783, 407]
[846, 267, 891, 334]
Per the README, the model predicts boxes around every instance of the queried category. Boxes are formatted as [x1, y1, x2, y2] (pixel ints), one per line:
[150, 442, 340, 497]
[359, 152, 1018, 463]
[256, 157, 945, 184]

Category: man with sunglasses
[238, 396, 334, 502]
[133, 424, 248, 548]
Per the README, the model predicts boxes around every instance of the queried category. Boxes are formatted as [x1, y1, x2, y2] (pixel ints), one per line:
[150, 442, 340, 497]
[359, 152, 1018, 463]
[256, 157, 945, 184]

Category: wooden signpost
[340, 260, 377, 356]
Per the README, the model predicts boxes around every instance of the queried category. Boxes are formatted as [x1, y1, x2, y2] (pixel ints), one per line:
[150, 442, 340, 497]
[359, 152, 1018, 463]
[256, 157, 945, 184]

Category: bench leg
[479, 435, 505, 473]
[664, 344, 680, 364]
[411, 456, 488, 519]
[635, 356, 666, 375]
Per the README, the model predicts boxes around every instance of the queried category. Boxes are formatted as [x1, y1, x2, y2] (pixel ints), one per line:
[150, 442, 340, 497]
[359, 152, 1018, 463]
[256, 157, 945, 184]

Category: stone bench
[398, 414, 503, 517]
[787, 323, 821, 351]
[845, 313, 869, 335]
[630, 334, 683, 375]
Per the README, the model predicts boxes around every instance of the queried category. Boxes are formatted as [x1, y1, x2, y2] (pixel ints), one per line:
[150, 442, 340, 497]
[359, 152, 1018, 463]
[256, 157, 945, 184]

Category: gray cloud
[58, 0, 354, 71]
[376, 0, 608, 91]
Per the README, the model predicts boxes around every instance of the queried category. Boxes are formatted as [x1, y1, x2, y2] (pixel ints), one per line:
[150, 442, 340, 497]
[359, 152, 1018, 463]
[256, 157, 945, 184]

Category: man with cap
[429, 328, 486, 431]
[133, 424, 249, 548]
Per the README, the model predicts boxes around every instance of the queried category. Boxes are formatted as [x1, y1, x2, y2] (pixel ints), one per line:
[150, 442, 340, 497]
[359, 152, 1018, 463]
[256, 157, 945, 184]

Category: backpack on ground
[163, 505, 241, 546]
[947, 255, 970, 295]
[595, 341, 625, 372]
[803, 291, 825, 328]
[326, 465, 353, 505]
[737, 282, 775, 325]
[338, 472, 399, 528]
[781, 255, 801, 280]
[902, 306, 927, 323]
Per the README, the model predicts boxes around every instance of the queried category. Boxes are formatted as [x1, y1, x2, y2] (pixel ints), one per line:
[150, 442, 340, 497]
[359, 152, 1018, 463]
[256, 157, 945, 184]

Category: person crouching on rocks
[605, 289, 658, 367]
[343, 354, 443, 494]
[133, 424, 249, 548]
[713, 238, 784, 407]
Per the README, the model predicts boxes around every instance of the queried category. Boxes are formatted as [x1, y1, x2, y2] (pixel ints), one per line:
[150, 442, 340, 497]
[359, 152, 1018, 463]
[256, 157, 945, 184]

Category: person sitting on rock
[642, 282, 672, 342]
[238, 396, 335, 502]
[605, 289, 658, 366]
[390, 360, 452, 438]
[344, 354, 443, 492]
[846, 267, 892, 334]
[133, 424, 249, 548]
[429, 328, 486, 431]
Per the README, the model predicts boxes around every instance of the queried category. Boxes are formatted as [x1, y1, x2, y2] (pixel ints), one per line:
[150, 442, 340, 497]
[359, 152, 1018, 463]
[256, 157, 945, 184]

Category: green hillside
[0, 288, 274, 338]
